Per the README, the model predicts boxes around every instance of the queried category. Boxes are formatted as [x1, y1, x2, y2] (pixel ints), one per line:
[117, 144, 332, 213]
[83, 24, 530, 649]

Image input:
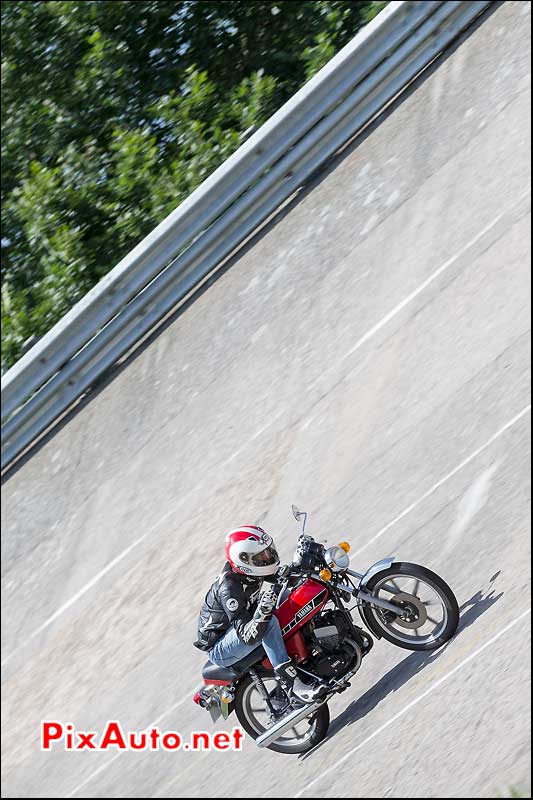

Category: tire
[363, 562, 459, 651]
[234, 674, 330, 754]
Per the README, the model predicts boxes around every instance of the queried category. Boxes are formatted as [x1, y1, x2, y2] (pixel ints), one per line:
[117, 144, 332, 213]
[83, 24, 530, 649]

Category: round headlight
[324, 545, 350, 572]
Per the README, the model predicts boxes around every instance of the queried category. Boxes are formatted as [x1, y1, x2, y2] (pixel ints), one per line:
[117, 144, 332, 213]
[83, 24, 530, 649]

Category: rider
[193, 526, 326, 704]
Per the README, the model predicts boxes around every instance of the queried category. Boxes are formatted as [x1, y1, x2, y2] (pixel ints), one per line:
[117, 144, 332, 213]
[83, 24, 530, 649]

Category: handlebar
[296, 537, 325, 571]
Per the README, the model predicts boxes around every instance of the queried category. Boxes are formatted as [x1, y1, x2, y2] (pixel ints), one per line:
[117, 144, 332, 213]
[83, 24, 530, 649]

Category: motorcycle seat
[202, 646, 266, 683]
[202, 661, 241, 682]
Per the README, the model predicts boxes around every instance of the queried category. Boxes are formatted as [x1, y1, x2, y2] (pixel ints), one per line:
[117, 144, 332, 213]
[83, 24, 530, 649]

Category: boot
[274, 660, 327, 704]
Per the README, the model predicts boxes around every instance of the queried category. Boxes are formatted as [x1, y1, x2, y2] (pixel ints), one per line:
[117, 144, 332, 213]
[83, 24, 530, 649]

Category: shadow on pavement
[299, 571, 504, 760]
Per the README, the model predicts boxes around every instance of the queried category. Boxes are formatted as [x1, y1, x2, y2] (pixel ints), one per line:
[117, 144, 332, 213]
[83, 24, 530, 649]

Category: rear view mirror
[291, 504, 307, 533]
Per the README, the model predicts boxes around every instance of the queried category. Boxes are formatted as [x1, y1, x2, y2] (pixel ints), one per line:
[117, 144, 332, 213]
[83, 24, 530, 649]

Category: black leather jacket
[193, 562, 273, 651]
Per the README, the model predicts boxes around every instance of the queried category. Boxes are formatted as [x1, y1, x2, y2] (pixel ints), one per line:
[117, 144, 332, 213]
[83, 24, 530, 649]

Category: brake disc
[388, 592, 428, 629]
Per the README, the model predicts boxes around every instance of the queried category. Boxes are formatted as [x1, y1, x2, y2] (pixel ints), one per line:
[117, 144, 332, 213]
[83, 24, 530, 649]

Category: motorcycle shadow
[299, 574, 503, 761]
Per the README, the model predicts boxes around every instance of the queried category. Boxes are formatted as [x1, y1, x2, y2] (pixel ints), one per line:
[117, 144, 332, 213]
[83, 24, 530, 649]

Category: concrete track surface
[1, 2, 531, 797]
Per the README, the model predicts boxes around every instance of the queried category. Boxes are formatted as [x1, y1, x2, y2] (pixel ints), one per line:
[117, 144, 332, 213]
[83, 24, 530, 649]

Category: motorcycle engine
[308, 610, 371, 679]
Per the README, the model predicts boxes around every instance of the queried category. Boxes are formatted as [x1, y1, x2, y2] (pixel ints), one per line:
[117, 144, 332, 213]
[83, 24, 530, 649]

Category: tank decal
[280, 588, 328, 636]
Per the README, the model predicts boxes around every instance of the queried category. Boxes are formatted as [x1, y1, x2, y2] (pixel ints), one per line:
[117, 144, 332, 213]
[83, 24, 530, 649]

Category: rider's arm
[218, 580, 276, 646]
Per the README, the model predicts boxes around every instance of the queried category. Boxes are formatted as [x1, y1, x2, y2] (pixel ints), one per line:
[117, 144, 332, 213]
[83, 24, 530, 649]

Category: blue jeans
[208, 616, 288, 669]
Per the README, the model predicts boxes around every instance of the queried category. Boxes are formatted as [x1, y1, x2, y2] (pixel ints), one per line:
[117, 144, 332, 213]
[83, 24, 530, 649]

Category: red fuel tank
[274, 578, 329, 639]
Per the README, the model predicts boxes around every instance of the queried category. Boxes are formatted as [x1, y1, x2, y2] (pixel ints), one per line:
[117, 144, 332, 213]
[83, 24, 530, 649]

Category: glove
[277, 563, 291, 580]
[254, 586, 278, 622]
[293, 535, 314, 565]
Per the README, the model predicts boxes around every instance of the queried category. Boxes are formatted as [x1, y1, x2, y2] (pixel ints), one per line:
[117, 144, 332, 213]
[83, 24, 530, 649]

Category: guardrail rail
[1, 0, 493, 470]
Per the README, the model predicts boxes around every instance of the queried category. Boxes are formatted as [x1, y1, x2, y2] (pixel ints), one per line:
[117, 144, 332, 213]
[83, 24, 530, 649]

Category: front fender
[359, 557, 396, 590]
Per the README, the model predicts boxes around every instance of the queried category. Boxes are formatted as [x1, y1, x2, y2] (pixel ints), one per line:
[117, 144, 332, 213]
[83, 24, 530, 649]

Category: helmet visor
[250, 545, 279, 567]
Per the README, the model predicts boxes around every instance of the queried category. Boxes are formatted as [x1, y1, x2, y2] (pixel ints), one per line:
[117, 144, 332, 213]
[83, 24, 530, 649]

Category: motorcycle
[193, 505, 459, 754]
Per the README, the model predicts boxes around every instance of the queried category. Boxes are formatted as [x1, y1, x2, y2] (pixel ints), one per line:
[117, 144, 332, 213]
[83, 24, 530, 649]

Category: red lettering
[41, 722, 63, 750]
[100, 721, 127, 750]
[149, 728, 160, 749]
[162, 732, 181, 750]
[213, 732, 230, 750]
[76, 732, 96, 750]
[232, 728, 244, 750]
[129, 732, 147, 750]
[191, 731, 210, 750]
[66, 724, 74, 750]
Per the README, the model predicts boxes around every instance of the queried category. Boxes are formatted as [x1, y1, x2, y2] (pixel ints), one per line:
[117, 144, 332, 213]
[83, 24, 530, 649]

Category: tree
[1, 0, 387, 370]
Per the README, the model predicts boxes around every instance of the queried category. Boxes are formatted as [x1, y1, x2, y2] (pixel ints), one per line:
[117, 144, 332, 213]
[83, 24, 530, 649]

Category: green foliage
[1, 0, 387, 370]
[496, 788, 531, 799]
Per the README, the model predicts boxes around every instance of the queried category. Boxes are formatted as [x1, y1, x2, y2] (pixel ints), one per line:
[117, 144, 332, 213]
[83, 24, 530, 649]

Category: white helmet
[225, 526, 280, 578]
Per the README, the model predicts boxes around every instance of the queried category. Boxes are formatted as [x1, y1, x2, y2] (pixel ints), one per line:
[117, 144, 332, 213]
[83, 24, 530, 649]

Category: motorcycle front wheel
[361, 562, 459, 651]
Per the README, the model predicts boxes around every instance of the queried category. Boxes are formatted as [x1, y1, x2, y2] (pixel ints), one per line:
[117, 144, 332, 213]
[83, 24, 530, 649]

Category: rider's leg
[208, 618, 326, 704]
[208, 625, 261, 666]
[264, 618, 327, 704]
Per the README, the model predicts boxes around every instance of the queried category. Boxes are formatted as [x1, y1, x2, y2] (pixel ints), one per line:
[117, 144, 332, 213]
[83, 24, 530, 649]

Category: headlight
[324, 545, 350, 572]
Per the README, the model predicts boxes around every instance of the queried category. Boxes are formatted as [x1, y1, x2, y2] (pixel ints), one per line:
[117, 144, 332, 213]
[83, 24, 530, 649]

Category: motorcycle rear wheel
[234, 674, 330, 754]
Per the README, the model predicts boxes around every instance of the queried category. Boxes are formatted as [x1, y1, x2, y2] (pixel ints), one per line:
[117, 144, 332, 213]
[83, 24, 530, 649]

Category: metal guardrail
[1, 0, 492, 470]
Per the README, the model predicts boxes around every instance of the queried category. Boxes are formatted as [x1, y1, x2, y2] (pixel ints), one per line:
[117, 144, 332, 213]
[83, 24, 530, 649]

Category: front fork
[347, 559, 404, 614]
[345, 560, 410, 638]
[356, 589, 407, 615]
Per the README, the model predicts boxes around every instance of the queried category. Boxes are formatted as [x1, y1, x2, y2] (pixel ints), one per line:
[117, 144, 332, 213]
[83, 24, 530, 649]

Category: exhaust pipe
[255, 698, 326, 748]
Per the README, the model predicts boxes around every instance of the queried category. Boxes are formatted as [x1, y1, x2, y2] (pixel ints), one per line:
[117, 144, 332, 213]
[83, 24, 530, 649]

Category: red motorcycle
[193, 506, 459, 754]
